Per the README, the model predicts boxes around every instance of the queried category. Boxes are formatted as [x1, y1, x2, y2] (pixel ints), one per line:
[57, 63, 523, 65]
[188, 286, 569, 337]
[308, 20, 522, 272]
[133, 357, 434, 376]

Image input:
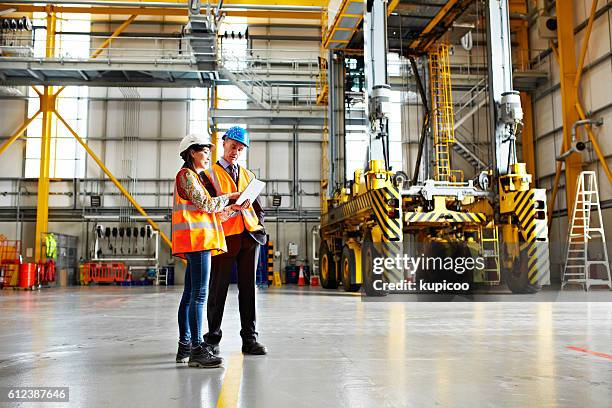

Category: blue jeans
[178, 250, 211, 346]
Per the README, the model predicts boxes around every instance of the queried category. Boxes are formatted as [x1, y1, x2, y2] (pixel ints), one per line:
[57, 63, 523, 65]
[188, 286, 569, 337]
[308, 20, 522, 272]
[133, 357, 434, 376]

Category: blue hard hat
[222, 126, 250, 147]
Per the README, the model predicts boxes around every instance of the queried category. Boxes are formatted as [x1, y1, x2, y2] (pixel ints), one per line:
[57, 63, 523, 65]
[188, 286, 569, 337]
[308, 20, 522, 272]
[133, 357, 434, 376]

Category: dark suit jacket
[199, 165, 267, 245]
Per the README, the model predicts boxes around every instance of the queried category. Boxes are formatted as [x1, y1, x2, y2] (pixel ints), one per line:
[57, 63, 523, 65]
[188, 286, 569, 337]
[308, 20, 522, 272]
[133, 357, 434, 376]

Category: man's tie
[229, 164, 238, 185]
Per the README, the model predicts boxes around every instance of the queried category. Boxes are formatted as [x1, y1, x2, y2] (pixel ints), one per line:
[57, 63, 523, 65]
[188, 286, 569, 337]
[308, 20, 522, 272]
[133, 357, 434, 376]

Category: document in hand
[236, 178, 266, 205]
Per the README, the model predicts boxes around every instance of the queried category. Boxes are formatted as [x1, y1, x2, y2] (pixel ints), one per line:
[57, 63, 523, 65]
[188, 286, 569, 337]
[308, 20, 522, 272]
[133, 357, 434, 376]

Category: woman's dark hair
[181, 144, 207, 172]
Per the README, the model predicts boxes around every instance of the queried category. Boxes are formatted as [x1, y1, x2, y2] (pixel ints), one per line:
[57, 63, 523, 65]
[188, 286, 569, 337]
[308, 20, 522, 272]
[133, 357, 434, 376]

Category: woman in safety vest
[173, 133, 247, 368]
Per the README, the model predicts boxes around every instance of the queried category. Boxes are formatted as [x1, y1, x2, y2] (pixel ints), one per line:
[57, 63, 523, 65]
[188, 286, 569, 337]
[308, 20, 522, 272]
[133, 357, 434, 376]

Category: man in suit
[201, 126, 267, 355]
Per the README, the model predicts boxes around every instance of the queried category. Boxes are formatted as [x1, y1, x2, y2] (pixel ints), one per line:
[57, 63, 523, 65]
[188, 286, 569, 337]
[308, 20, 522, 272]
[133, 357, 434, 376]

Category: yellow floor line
[216, 353, 243, 408]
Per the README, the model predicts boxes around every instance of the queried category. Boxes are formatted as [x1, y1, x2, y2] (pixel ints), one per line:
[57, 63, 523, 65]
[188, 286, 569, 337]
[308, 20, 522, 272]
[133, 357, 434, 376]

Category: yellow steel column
[574, 0, 612, 185]
[555, 0, 582, 222]
[34, 10, 57, 261]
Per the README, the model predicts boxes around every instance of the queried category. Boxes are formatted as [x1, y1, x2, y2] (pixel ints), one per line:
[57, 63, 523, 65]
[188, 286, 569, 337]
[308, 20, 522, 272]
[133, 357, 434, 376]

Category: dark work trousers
[204, 231, 260, 345]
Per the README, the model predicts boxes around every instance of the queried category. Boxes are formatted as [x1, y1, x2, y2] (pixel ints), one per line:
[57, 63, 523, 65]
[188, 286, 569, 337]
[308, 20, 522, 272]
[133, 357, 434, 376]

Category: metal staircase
[454, 77, 488, 120]
[218, 55, 275, 110]
[453, 136, 486, 169]
[451, 77, 489, 170]
[561, 171, 612, 291]
[184, 14, 217, 72]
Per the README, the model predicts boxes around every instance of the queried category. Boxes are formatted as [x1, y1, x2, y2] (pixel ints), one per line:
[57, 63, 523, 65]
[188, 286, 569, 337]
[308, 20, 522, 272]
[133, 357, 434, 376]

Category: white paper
[236, 178, 265, 205]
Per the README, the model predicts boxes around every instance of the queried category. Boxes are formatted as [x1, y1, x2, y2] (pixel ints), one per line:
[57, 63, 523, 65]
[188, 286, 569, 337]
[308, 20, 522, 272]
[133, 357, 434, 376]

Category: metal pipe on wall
[0, 0, 322, 12]
[292, 123, 298, 210]
[15, 179, 22, 242]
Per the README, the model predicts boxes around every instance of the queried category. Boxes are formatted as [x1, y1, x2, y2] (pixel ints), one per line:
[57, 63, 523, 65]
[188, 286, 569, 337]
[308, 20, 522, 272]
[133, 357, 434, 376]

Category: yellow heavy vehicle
[319, 157, 550, 296]
[318, 0, 550, 296]
[319, 160, 403, 295]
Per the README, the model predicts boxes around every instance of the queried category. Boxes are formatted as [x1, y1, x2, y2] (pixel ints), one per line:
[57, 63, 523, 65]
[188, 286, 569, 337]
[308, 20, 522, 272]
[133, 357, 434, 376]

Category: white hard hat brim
[180, 134, 214, 155]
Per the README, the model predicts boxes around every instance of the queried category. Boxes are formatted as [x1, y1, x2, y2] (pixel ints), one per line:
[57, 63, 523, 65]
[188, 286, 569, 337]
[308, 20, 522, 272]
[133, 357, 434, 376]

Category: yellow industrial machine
[319, 160, 403, 295]
[318, 0, 550, 296]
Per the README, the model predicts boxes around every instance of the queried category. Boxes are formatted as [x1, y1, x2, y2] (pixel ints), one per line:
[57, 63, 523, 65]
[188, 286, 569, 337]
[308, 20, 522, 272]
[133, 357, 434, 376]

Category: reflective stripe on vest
[173, 221, 219, 231]
[205, 163, 263, 236]
[174, 203, 202, 212]
[171, 168, 227, 258]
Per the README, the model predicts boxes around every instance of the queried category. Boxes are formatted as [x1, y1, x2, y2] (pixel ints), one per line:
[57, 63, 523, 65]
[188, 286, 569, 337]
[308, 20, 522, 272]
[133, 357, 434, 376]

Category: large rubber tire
[361, 232, 387, 297]
[341, 246, 361, 292]
[319, 241, 338, 289]
[504, 241, 541, 294]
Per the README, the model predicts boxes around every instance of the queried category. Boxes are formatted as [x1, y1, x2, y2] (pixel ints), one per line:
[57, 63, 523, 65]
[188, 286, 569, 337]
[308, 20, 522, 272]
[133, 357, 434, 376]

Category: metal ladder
[478, 226, 500, 285]
[316, 10, 329, 106]
[429, 43, 459, 182]
[156, 267, 168, 286]
[561, 171, 612, 291]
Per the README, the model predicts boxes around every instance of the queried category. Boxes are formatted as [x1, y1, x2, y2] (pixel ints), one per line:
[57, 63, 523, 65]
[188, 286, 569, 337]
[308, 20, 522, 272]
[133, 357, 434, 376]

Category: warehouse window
[188, 86, 247, 167]
[217, 85, 247, 167]
[25, 13, 90, 179]
[216, 17, 248, 167]
[388, 90, 403, 171]
[188, 87, 208, 135]
[345, 89, 403, 179]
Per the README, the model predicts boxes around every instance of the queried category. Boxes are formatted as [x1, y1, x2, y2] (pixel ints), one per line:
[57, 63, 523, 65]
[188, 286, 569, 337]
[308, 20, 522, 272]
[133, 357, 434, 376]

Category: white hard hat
[179, 133, 213, 156]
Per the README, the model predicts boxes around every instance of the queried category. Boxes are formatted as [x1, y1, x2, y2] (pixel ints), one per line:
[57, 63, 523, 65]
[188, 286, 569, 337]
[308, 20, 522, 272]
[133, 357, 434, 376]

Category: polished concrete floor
[0, 286, 611, 407]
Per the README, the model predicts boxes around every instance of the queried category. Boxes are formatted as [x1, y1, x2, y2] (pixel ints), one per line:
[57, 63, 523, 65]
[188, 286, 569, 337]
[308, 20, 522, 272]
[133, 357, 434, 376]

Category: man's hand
[230, 200, 250, 211]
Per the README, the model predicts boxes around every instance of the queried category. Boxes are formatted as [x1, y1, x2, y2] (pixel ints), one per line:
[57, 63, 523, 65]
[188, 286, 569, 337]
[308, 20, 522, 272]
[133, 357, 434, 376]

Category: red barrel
[19, 263, 37, 288]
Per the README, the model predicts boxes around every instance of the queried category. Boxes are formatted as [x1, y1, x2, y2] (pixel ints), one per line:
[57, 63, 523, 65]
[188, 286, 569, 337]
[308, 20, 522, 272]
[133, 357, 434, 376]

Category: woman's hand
[219, 207, 234, 222]
[228, 191, 241, 199]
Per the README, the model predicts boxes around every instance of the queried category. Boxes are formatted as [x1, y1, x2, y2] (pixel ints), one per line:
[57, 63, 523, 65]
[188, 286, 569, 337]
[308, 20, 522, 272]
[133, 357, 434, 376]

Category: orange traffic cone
[310, 274, 319, 286]
[298, 265, 305, 286]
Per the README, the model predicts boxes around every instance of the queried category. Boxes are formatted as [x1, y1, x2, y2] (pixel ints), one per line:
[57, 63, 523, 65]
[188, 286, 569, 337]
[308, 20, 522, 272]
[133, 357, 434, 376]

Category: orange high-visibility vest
[205, 163, 263, 237]
[172, 168, 227, 258]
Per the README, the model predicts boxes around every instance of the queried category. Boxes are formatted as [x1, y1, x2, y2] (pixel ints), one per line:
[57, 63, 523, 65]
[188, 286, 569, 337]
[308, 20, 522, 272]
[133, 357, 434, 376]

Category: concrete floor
[0, 286, 611, 407]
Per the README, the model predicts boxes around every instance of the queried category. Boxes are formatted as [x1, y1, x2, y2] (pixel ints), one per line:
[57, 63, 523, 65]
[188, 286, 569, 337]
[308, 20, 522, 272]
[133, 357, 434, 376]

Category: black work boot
[242, 341, 267, 355]
[176, 341, 191, 363]
[188, 344, 223, 368]
[206, 343, 220, 356]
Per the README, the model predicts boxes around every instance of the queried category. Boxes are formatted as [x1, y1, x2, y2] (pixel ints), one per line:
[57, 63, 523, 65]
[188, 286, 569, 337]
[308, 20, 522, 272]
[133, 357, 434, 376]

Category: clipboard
[236, 178, 266, 205]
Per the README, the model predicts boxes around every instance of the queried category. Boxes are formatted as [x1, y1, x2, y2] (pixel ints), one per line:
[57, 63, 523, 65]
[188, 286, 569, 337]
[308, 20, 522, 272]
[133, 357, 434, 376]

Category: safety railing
[453, 130, 489, 167]
[220, 51, 275, 109]
[512, 47, 552, 72]
[454, 76, 488, 117]
[0, 33, 196, 64]
[218, 47, 320, 109]
[449, 47, 552, 75]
